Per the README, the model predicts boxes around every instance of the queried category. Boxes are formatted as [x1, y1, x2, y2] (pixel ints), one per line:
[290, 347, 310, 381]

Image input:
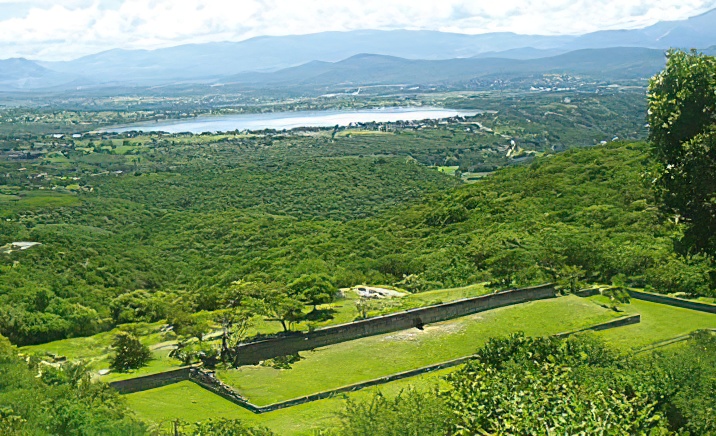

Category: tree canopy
[648, 49, 716, 254]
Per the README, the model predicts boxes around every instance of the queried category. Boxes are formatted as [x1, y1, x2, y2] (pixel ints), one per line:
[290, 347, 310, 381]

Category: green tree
[216, 307, 253, 362]
[249, 289, 304, 332]
[336, 388, 449, 436]
[0, 335, 145, 434]
[108, 331, 151, 372]
[178, 418, 273, 435]
[288, 274, 335, 310]
[556, 264, 585, 294]
[648, 49, 716, 254]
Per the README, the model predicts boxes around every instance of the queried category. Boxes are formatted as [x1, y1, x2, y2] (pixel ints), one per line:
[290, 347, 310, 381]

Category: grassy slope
[127, 369, 451, 435]
[217, 295, 618, 405]
[21, 283, 490, 379]
[589, 295, 716, 350]
[125, 296, 716, 435]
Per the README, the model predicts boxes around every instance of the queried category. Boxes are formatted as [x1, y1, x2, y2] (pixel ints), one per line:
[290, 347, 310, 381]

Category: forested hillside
[2, 137, 711, 345]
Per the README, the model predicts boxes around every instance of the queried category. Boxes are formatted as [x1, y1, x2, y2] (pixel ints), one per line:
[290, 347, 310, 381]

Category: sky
[1, 0, 715, 61]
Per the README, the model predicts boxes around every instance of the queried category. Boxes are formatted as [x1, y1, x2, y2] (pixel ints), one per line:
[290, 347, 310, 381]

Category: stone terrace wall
[185, 314, 641, 413]
[233, 284, 557, 366]
[628, 290, 716, 314]
[554, 314, 640, 338]
[109, 366, 194, 394]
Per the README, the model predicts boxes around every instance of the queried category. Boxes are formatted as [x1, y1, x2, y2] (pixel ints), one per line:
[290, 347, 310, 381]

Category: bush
[108, 331, 151, 372]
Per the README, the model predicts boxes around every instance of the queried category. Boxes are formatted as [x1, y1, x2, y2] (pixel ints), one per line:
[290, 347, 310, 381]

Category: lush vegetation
[0, 334, 145, 435]
[648, 49, 716, 255]
[335, 332, 716, 435]
[2, 132, 713, 346]
[1, 60, 716, 435]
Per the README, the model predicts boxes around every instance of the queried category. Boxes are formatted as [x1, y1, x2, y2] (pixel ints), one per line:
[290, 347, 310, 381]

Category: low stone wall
[199, 314, 643, 413]
[188, 369, 260, 412]
[110, 307, 642, 412]
[628, 290, 716, 314]
[575, 288, 716, 314]
[574, 288, 600, 298]
[232, 284, 557, 366]
[554, 315, 641, 338]
[109, 366, 194, 394]
[255, 355, 473, 413]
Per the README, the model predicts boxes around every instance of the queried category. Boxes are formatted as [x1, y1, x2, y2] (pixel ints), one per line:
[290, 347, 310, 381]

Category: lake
[106, 107, 480, 134]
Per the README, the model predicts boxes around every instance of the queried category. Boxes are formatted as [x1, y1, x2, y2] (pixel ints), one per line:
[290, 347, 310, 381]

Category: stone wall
[554, 314, 641, 338]
[187, 314, 642, 413]
[628, 290, 716, 314]
[232, 284, 557, 366]
[576, 288, 716, 314]
[109, 366, 194, 394]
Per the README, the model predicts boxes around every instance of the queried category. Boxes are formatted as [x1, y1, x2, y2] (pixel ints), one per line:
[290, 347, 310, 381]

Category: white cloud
[0, 0, 714, 60]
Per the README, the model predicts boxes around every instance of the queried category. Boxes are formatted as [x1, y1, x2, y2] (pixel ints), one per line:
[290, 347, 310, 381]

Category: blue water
[106, 107, 480, 134]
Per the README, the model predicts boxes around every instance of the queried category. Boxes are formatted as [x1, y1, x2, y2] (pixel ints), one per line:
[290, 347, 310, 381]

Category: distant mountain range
[3, 8, 716, 92]
[223, 48, 669, 88]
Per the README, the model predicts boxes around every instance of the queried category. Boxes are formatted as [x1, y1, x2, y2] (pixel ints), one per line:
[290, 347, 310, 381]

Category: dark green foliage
[338, 332, 716, 435]
[629, 331, 716, 435]
[108, 332, 151, 372]
[2, 139, 714, 347]
[182, 419, 274, 435]
[336, 388, 450, 436]
[288, 274, 336, 308]
[110, 290, 168, 324]
[0, 335, 145, 435]
[249, 289, 305, 332]
[648, 49, 716, 254]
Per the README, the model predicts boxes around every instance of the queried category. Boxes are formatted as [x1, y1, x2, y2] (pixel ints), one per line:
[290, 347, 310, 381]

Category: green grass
[126, 368, 452, 435]
[587, 296, 716, 350]
[21, 283, 490, 377]
[0, 191, 79, 217]
[217, 295, 618, 406]
[437, 166, 459, 175]
[21, 322, 183, 379]
[124, 295, 716, 434]
[397, 283, 490, 307]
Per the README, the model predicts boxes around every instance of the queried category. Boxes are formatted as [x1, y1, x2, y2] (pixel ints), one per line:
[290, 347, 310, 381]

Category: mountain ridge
[2, 9, 716, 91]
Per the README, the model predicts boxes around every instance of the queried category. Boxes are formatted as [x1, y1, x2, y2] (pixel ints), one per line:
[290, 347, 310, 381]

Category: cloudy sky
[1, 0, 715, 61]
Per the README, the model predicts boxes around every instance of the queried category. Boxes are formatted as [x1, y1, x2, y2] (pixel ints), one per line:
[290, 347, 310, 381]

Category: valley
[2, 5, 716, 433]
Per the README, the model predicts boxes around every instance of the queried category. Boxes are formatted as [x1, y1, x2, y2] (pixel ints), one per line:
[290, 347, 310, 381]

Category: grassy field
[20, 322, 184, 381]
[126, 368, 452, 435]
[21, 283, 491, 376]
[0, 190, 80, 217]
[123, 295, 716, 435]
[588, 295, 716, 350]
[217, 295, 618, 406]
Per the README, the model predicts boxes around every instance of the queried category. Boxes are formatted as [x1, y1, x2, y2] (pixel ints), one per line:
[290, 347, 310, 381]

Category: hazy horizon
[1, 0, 715, 61]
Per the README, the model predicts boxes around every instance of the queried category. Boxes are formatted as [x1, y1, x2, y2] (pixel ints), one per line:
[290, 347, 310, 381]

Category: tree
[600, 274, 631, 311]
[354, 297, 388, 320]
[180, 418, 274, 435]
[167, 308, 213, 342]
[288, 274, 335, 309]
[337, 388, 449, 436]
[109, 290, 167, 324]
[648, 49, 716, 254]
[249, 289, 304, 332]
[215, 307, 253, 362]
[556, 264, 585, 294]
[108, 331, 151, 372]
[0, 335, 146, 435]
